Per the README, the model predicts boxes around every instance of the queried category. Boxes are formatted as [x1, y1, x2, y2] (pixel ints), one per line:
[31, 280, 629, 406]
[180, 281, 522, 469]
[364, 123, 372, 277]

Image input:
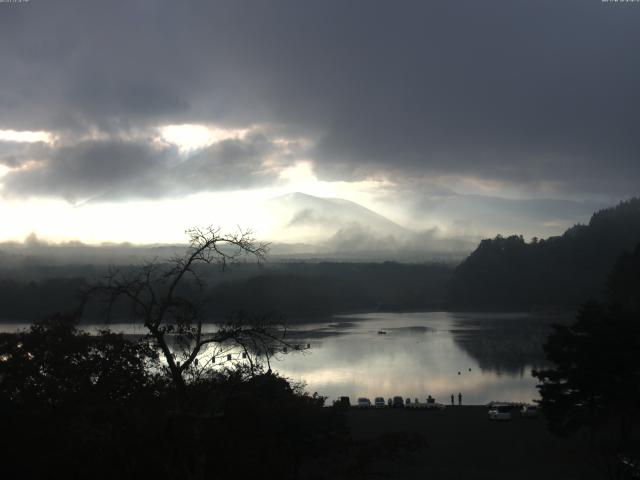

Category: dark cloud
[169, 133, 279, 194]
[2, 140, 172, 202]
[0, 141, 49, 168]
[2, 133, 284, 202]
[0, 0, 639, 199]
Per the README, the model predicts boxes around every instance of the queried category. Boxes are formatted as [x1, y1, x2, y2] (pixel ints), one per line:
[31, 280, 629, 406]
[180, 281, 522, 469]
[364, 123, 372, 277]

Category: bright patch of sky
[0, 129, 53, 144]
[0, 161, 394, 245]
[159, 124, 249, 152]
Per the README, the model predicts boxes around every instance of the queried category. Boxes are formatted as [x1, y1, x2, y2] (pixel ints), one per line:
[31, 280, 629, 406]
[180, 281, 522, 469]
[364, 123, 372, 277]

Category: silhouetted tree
[0, 313, 169, 479]
[607, 243, 640, 313]
[534, 244, 640, 450]
[86, 226, 292, 394]
[0, 313, 160, 407]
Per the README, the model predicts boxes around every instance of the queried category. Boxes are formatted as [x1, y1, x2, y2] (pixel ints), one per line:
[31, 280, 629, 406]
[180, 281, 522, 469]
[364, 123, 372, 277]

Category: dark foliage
[0, 313, 160, 407]
[0, 315, 352, 479]
[0, 277, 87, 321]
[208, 262, 451, 318]
[448, 197, 640, 308]
[533, 243, 640, 448]
[193, 373, 350, 479]
[0, 262, 452, 323]
[607, 243, 640, 313]
[534, 303, 640, 438]
[0, 314, 167, 479]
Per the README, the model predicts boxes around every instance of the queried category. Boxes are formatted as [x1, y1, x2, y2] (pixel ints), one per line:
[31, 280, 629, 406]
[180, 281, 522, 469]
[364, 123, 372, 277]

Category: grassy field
[345, 406, 602, 479]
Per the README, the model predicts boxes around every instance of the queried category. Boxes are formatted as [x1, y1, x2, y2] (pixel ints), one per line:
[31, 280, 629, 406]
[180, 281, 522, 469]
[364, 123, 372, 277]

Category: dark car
[334, 396, 351, 408]
[392, 396, 404, 408]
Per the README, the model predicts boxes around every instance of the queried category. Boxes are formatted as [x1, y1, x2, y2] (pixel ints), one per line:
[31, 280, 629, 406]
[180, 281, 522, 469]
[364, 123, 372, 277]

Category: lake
[276, 311, 565, 405]
[0, 311, 568, 405]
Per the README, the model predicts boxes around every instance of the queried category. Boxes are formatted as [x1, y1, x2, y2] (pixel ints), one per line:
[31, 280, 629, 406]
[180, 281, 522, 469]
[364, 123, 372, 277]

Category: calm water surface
[1, 311, 566, 405]
[276, 311, 563, 405]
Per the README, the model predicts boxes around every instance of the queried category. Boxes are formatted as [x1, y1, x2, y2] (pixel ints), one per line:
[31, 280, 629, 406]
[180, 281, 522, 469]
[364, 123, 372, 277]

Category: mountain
[265, 192, 409, 241]
[447, 197, 640, 308]
[264, 192, 475, 260]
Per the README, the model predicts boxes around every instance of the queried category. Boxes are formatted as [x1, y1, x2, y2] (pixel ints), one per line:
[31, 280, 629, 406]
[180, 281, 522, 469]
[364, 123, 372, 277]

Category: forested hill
[0, 262, 453, 322]
[447, 198, 640, 309]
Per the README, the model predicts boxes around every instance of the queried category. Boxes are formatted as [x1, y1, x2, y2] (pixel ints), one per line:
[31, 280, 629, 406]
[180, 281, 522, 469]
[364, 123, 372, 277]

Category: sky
[0, 0, 638, 245]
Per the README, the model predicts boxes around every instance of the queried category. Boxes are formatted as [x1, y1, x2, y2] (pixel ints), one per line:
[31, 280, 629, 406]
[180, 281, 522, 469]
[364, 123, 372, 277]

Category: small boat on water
[377, 330, 387, 335]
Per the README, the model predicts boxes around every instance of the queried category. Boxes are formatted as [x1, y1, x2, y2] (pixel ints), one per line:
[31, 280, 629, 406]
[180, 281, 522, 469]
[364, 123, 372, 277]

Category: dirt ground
[346, 406, 603, 479]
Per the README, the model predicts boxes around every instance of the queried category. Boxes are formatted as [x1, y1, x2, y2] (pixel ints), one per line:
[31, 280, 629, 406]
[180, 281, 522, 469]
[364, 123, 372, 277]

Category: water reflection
[449, 312, 564, 377]
[274, 311, 563, 405]
[0, 311, 565, 405]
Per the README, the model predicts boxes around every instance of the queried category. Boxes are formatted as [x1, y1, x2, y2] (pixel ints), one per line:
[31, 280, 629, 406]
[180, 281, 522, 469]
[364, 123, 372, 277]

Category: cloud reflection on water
[275, 311, 557, 404]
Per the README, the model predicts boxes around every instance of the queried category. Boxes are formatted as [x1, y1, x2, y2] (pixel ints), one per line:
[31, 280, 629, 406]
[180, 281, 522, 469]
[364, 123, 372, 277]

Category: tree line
[447, 197, 640, 309]
[0, 262, 452, 322]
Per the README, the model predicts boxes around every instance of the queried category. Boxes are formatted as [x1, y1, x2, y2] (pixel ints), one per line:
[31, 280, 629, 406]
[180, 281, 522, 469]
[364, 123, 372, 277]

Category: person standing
[450, 394, 454, 405]
[458, 392, 462, 406]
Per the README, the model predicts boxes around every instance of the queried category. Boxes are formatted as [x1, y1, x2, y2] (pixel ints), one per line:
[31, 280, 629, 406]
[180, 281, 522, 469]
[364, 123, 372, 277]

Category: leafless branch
[85, 225, 285, 393]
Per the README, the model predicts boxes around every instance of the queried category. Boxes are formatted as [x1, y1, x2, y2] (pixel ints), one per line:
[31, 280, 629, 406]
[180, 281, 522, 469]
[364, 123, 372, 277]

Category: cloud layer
[0, 0, 639, 201]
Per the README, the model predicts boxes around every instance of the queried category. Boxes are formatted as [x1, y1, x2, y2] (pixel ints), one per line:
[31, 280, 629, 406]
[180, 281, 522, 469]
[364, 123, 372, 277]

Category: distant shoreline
[0, 307, 575, 326]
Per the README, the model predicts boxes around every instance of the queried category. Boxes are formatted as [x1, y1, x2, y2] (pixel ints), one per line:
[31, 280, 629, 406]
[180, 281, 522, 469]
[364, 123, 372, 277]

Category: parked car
[357, 397, 372, 408]
[521, 404, 539, 418]
[392, 396, 405, 408]
[374, 397, 386, 408]
[488, 404, 512, 421]
[334, 396, 351, 408]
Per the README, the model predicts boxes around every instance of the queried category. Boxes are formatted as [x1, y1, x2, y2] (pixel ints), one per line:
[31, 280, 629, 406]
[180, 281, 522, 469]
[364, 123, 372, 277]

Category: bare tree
[86, 226, 291, 394]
